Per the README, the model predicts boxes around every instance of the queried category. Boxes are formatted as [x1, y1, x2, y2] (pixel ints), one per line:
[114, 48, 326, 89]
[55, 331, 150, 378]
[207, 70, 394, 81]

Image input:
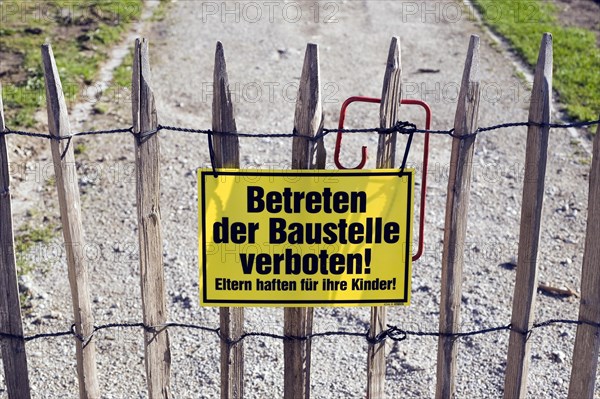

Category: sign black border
[200, 170, 413, 306]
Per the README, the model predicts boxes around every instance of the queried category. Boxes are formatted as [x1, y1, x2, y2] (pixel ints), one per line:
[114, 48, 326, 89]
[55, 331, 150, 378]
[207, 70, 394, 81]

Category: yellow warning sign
[198, 169, 414, 306]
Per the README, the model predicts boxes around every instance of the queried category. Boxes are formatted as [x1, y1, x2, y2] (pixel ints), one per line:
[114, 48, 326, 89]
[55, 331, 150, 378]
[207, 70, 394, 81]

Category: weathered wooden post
[367, 36, 402, 399]
[504, 33, 552, 399]
[284, 42, 323, 399]
[132, 38, 171, 399]
[567, 118, 600, 399]
[42, 43, 100, 399]
[212, 41, 244, 399]
[435, 35, 481, 399]
[0, 84, 32, 399]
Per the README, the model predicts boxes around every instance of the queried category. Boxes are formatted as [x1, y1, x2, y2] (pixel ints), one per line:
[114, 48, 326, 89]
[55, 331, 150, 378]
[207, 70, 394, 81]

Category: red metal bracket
[334, 96, 431, 262]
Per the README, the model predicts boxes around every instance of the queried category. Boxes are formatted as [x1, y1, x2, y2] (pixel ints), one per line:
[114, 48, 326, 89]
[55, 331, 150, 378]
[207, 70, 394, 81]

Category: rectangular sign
[198, 169, 414, 306]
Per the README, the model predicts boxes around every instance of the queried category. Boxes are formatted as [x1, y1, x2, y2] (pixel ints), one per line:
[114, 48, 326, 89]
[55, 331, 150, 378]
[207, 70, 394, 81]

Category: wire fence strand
[1, 119, 599, 144]
[1, 319, 598, 347]
[1, 119, 599, 347]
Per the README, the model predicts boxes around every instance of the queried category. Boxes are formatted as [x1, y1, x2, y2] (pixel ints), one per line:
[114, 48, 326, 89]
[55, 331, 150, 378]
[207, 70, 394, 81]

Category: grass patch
[14, 223, 57, 310]
[0, 0, 144, 128]
[77, 0, 172, 116]
[92, 102, 109, 115]
[471, 0, 600, 123]
[150, 0, 172, 22]
[110, 0, 172, 94]
[112, 47, 134, 90]
[14, 224, 56, 275]
[74, 142, 88, 154]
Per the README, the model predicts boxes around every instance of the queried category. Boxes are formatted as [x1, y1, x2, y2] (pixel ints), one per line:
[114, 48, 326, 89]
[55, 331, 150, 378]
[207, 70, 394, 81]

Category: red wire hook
[334, 96, 431, 262]
[334, 96, 379, 169]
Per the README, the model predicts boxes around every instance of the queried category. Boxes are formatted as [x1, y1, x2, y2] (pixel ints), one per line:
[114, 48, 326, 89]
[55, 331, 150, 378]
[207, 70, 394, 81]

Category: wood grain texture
[376, 36, 401, 168]
[435, 35, 481, 399]
[285, 43, 322, 399]
[367, 36, 402, 399]
[567, 118, 600, 399]
[42, 43, 100, 399]
[212, 41, 244, 399]
[213, 41, 240, 169]
[132, 38, 171, 399]
[503, 33, 552, 399]
[0, 84, 32, 399]
[291, 43, 323, 170]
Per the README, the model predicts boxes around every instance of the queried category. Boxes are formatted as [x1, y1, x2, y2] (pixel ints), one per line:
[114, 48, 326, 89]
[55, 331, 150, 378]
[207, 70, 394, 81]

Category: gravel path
[1, 1, 597, 398]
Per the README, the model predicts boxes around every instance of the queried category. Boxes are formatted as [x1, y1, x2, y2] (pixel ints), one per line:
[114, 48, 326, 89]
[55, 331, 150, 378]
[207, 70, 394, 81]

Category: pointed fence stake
[42, 43, 100, 399]
[284, 43, 322, 399]
[568, 118, 600, 399]
[367, 36, 402, 399]
[212, 41, 244, 399]
[503, 33, 552, 399]
[132, 38, 171, 399]
[0, 84, 32, 399]
[435, 35, 481, 399]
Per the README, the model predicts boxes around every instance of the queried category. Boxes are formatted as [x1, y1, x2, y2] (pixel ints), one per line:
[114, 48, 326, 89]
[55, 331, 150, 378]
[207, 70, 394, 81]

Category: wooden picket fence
[0, 33, 599, 399]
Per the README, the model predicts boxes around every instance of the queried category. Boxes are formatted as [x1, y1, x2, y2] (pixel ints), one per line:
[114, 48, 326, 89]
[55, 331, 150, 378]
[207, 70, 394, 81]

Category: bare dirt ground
[1, 0, 599, 398]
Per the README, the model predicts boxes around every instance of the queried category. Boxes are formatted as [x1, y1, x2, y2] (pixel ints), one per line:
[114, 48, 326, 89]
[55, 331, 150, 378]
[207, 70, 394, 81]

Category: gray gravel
[1, 0, 598, 398]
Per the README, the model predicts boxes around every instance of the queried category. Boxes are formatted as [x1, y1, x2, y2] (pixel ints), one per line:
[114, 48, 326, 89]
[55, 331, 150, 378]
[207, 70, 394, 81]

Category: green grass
[111, 1, 172, 93]
[0, 0, 144, 128]
[14, 223, 56, 309]
[112, 47, 134, 90]
[85, 0, 172, 116]
[14, 224, 56, 275]
[472, 0, 600, 123]
[74, 142, 88, 154]
[150, 0, 172, 22]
